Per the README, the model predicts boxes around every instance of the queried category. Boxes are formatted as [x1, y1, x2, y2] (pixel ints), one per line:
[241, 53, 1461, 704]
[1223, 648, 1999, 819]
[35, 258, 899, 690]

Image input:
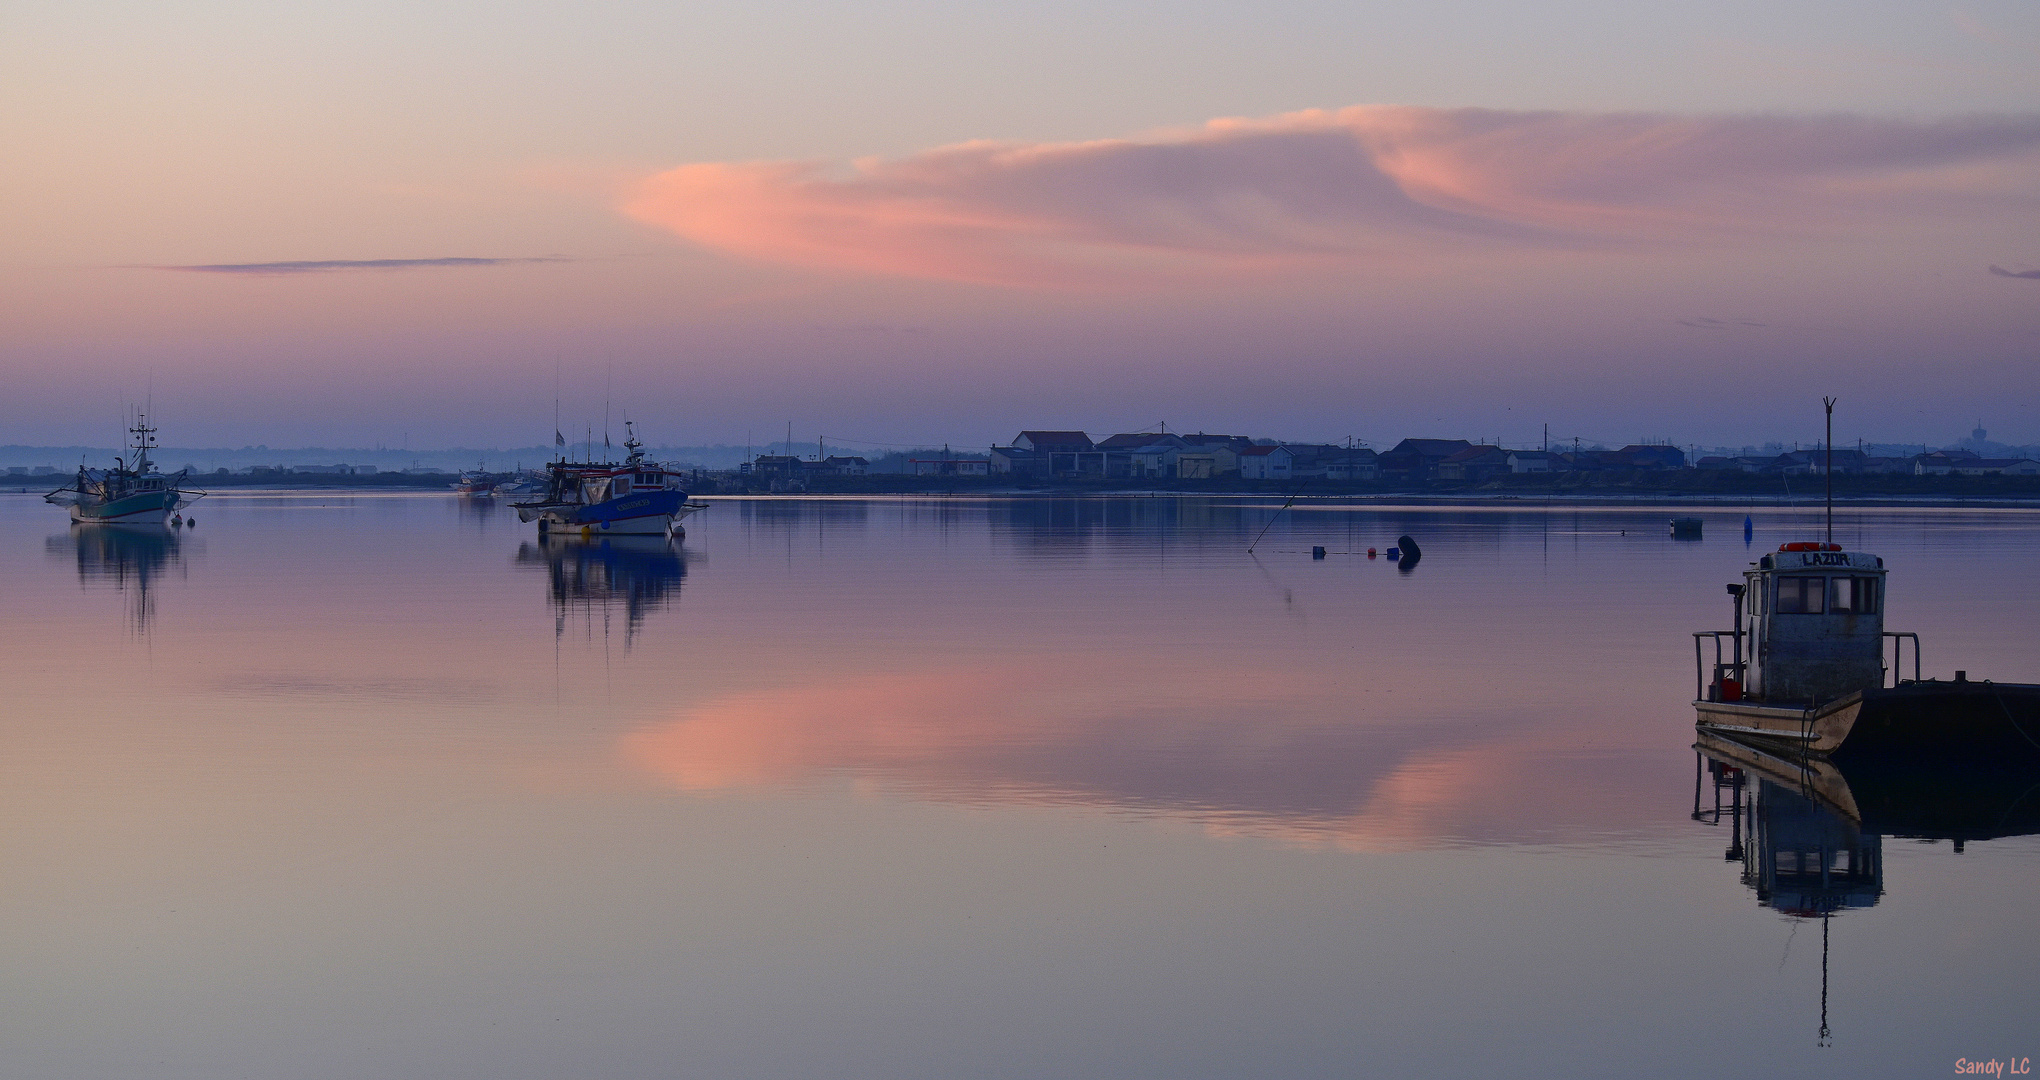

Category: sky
[3, 0, 2038, 450]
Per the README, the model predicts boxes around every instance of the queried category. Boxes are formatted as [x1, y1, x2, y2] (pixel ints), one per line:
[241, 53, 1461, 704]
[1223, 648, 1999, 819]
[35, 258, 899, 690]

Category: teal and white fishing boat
[44, 415, 204, 525]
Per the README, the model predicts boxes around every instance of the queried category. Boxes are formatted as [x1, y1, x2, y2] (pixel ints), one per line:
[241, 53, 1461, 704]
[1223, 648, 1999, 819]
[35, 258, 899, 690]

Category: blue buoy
[1743, 514, 1753, 545]
[1386, 547, 1400, 560]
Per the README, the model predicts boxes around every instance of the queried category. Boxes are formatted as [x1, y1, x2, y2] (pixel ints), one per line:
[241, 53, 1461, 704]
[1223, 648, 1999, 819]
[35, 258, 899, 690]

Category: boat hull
[518, 493, 707, 535]
[67, 489, 182, 525]
[1695, 730, 2040, 839]
[1695, 681, 2040, 761]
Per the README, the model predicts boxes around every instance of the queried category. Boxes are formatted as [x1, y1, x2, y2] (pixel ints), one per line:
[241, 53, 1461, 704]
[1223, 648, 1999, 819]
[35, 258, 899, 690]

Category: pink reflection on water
[622, 658, 1684, 850]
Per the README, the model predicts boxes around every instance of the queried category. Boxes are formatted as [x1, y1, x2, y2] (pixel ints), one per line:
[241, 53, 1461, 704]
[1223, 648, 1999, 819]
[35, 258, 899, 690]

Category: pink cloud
[623, 106, 2040, 286]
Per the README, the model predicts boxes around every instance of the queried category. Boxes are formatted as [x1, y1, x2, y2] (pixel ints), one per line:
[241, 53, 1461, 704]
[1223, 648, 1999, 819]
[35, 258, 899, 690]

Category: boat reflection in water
[1693, 732, 2040, 1045]
[47, 523, 186, 634]
[515, 534, 689, 642]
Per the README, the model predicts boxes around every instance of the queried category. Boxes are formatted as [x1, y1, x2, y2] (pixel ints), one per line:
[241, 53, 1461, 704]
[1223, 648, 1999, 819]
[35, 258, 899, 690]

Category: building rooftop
[1015, 430, 1093, 445]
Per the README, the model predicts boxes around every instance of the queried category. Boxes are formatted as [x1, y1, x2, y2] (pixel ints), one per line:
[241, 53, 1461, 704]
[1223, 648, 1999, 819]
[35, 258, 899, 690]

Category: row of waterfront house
[882, 433, 2040, 482]
[1694, 448, 2040, 477]
[738, 433, 2040, 484]
[977, 433, 1685, 482]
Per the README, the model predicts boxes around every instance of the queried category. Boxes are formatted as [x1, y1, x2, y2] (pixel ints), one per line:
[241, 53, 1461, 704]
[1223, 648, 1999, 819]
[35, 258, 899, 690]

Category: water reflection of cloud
[622, 662, 1682, 850]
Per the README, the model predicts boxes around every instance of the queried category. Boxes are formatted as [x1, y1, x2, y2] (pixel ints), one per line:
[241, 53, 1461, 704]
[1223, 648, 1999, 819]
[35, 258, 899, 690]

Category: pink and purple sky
[3, 0, 2037, 449]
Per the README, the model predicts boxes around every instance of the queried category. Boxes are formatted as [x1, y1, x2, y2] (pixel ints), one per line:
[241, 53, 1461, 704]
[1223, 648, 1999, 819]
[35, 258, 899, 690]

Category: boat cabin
[577, 467, 676, 504]
[1725, 543, 1888, 705]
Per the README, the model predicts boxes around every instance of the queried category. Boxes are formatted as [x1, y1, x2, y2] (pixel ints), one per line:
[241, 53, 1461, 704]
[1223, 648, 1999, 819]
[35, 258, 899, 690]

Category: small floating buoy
[1367, 548, 1377, 557]
[1386, 548, 1399, 560]
[186, 517, 195, 527]
[1312, 546, 1326, 559]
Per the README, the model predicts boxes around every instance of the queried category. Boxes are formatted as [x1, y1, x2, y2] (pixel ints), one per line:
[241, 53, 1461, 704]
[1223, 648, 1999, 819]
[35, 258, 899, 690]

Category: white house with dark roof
[1238, 444, 1293, 480]
[1011, 431, 1094, 475]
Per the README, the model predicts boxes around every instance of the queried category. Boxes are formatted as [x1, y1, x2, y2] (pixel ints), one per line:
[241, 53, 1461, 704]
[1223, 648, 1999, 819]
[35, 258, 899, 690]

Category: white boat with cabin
[1692, 539, 2040, 760]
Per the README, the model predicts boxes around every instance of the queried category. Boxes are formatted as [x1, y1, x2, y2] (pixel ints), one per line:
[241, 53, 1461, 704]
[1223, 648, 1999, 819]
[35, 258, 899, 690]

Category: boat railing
[1883, 632, 1921, 686]
[1692, 631, 1747, 702]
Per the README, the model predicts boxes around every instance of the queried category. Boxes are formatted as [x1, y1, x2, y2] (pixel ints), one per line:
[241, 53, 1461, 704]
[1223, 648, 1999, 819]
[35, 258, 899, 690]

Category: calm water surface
[3, 493, 2035, 1079]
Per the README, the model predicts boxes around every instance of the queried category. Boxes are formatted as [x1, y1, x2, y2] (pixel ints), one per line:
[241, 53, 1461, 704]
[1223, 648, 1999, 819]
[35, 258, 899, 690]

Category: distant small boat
[452, 467, 495, 496]
[493, 472, 547, 498]
[512, 423, 708, 538]
[44, 415, 204, 526]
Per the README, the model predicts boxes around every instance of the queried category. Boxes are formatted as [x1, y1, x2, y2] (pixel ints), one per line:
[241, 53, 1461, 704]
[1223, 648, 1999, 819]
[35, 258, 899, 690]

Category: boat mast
[623, 421, 644, 466]
[1823, 397, 1835, 545]
[130, 412, 158, 475]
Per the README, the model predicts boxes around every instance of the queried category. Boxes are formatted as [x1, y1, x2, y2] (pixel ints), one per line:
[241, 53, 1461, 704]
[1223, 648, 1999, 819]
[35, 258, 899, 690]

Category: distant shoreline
[6, 483, 2038, 510]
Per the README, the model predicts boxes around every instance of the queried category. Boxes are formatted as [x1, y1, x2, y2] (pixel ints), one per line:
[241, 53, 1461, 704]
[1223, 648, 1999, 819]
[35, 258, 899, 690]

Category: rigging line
[1247, 478, 1311, 554]
[1991, 777, 2040, 833]
[1986, 682, 2040, 752]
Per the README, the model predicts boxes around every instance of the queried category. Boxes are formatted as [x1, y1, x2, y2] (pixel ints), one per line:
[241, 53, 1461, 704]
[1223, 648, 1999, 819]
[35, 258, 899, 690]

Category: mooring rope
[1246, 478, 1311, 554]
[1986, 681, 2040, 753]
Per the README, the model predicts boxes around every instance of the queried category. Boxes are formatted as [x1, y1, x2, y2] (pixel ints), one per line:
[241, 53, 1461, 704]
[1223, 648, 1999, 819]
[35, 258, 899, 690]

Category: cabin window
[613, 479, 630, 494]
[1831, 576, 1879, 614]
[638, 473, 661, 485]
[1776, 576, 1826, 614]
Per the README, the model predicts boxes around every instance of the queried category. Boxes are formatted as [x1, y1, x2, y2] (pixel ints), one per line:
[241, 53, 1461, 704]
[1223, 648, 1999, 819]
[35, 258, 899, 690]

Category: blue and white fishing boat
[44, 415, 204, 525]
[512, 424, 707, 538]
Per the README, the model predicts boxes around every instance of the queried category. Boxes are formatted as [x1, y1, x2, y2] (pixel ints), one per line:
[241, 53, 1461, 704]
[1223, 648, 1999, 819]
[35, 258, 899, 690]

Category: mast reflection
[516, 534, 689, 642]
[1693, 733, 2040, 1046]
[48, 524, 186, 635]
